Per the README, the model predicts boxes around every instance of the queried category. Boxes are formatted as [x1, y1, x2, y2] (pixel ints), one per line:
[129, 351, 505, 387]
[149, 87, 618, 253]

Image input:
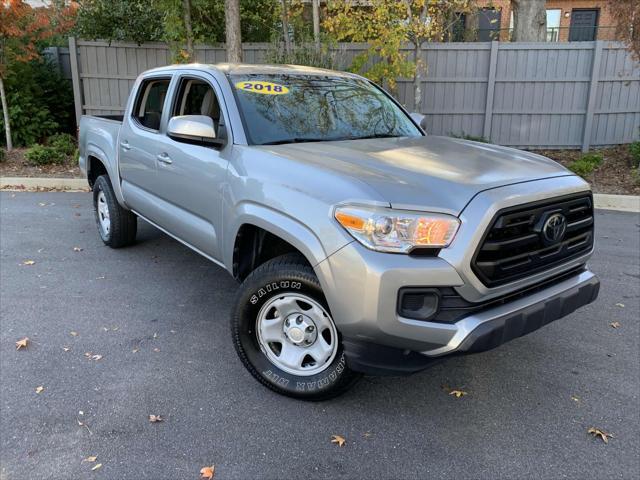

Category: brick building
[472, 0, 617, 41]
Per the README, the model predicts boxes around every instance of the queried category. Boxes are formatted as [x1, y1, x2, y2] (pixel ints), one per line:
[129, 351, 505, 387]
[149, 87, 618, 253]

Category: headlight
[334, 205, 460, 253]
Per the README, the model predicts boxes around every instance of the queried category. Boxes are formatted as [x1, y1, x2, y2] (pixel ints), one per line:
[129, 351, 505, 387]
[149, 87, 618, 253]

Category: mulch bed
[0, 148, 82, 179]
[531, 145, 640, 196]
[2, 145, 638, 195]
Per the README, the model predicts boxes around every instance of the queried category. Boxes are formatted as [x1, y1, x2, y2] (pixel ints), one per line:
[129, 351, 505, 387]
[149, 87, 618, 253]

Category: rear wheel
[93, 175, 137, 248]
[231, 253, 361, 400]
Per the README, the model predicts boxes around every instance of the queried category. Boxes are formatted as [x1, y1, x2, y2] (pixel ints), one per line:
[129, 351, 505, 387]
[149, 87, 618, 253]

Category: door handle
[156, 152, 172, 164]
[120, 141, 131, 151]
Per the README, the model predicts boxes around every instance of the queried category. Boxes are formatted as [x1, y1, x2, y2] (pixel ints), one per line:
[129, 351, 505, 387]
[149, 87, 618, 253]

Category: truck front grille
[472, 193, 594, 287]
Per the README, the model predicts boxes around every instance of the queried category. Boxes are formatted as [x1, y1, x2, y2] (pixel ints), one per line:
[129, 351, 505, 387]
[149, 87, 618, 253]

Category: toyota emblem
[542, 213, 567, 244]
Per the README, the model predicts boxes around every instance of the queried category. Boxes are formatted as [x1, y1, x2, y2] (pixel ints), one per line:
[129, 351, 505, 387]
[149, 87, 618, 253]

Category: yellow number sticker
[235, 81, 289, 95]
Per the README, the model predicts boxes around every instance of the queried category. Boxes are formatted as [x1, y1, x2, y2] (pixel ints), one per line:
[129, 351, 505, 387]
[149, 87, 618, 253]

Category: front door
[569, 9, 599, 41]
[151, 74, 230, 261]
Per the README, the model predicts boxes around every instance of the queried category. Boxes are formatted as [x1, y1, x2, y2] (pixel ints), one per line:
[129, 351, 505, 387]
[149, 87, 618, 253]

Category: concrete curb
[593, 194, 640, 213]
[0, 177, 89, 192]
[2, 176, 639, 212]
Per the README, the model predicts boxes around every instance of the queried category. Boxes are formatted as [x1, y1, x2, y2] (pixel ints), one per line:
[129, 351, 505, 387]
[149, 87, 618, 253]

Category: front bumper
[342, 269, 599, 375]
[315, 239, 599, 375]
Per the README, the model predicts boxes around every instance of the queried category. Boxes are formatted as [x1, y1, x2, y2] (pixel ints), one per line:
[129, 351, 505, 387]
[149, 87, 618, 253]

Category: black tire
[93, 175, 137, 248]
[231, 253, 361, 400]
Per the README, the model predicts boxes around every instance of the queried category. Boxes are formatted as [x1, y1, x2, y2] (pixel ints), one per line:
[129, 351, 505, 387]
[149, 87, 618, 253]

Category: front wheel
[231, 254, 361, 400]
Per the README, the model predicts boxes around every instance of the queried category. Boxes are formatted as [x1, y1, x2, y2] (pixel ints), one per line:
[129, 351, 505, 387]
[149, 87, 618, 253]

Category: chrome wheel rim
[256, 293, 338, 376]
[97, 191, 110, 236]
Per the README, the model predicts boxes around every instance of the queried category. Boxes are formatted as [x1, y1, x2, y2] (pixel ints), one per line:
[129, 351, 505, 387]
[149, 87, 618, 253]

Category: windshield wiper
[259, 134, 401, 146]
[259, 137, 334, 146]
[348, 133, 402, 140]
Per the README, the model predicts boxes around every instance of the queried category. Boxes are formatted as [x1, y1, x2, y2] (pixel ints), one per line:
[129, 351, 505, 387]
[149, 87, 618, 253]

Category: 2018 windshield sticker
[235, 81, 289, 95]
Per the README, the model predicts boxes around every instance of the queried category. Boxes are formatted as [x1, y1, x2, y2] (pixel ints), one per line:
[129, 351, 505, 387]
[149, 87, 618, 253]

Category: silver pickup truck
[79, 63, 599, 400]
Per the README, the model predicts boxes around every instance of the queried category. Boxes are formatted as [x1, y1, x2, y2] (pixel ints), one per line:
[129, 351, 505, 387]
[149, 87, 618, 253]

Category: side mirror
[410, 112, 427, 131]
[167, 115, 224, 146]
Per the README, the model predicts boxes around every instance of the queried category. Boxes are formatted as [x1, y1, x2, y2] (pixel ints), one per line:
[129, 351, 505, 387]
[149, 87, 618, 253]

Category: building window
[546, 9, 561, 41]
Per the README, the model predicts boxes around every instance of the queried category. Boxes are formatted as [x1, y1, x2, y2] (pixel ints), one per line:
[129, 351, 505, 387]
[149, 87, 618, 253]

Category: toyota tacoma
[79, 64, 599, 400]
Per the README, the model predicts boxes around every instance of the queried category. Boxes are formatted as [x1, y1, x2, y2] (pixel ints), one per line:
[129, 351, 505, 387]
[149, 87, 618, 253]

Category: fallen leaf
[615, 303, 625, 308]
[331, 435, 346, 447]
[571, 395, 580, 403]
[73, 247, 83, 252]
[70, 331, 78, 337]
[200, 465, 215, 479]
[588, 427, 613, 444]
[79, 411, 84, 415]
[62, 346, 71, 352]
[449, 390, 468, 398]
[153, 348, 160, 352]
[132, 348, 139, 353]
[16, 337, 29, 350]
[35, 386, 44, 394]
[91, 355, 103, 361]
[22, 260, 35, 265]
[83, 456, 98, 462]
[610, 321, 621, 329]
[91, 463, 102, 471]
[84, 352, 92, 357]
[149, 414, 163, 423]
[153, 332, 158, 339]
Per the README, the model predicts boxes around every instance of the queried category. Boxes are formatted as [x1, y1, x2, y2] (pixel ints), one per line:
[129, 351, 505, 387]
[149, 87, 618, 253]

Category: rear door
[119, 74, 173, 219]
[150, 71, 231, 260]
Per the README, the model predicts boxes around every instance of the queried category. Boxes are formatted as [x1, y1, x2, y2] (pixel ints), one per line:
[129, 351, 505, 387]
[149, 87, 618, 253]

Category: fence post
[483, 41, 499, 141]
[582, 40, 603, 152]
[68, 37, 83, 128]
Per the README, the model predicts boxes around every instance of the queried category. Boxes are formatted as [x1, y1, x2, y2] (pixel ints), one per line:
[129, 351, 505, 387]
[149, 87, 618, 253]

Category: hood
[256, 135, 573, 215]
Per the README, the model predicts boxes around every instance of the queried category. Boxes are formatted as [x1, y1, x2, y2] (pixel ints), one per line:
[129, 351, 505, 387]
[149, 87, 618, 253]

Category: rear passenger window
[133, 78, 170, 131]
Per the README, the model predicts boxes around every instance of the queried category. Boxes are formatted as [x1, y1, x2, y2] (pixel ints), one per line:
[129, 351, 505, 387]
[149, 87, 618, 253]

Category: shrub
[568, 158, 595, 178]
[580, 152, 603, 167]
[24, 145, 66, 165]
[632, 167, 640, 187]
[568, 152, 604, 178]
[48, 133, 76, 156]
[0, 148, 5, 163]
[0, 59, 74, 148]
[630, 141, 640, 168]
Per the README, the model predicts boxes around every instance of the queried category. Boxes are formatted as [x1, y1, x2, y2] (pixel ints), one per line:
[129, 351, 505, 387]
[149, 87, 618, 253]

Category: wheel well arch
[232, 224, 311, 281]
[87, 155, 108, 187]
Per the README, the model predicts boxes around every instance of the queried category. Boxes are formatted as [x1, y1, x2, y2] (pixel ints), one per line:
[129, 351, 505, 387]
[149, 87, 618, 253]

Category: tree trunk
[0, 77, 12, 152]
[412, 43, 422, 112]
[225, 0, 243, 63]
[511, 0, 547, 42]
[312, 0, 320, 52]
[281, 0, 292, 55]
[183, 0, 194, 60]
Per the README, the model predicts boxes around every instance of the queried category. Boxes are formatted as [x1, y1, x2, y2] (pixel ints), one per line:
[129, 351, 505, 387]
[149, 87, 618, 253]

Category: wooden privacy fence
[64, 38, 640, 150]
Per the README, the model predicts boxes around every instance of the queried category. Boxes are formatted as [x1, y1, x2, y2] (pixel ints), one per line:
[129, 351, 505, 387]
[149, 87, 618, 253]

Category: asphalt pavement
[1, 192, 639, 479]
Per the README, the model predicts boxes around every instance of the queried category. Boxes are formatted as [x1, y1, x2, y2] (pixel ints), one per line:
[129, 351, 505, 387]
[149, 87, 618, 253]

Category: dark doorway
[478, 8, 502, 41]
[569, 9, 599, 41]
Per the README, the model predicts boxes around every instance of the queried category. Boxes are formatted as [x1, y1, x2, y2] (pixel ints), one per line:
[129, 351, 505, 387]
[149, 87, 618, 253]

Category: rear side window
[133, 78, 171, 131]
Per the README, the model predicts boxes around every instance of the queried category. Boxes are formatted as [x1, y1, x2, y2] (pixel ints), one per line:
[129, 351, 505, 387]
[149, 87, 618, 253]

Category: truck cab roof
[142, 63, 360, 79]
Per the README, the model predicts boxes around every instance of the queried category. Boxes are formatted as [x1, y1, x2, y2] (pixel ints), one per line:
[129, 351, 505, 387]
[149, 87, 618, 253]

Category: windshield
[229, 74, 422, 145]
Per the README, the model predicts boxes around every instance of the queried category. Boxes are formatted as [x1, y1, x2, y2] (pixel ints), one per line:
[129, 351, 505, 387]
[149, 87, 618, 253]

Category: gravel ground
[1, 192, 638, 480]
